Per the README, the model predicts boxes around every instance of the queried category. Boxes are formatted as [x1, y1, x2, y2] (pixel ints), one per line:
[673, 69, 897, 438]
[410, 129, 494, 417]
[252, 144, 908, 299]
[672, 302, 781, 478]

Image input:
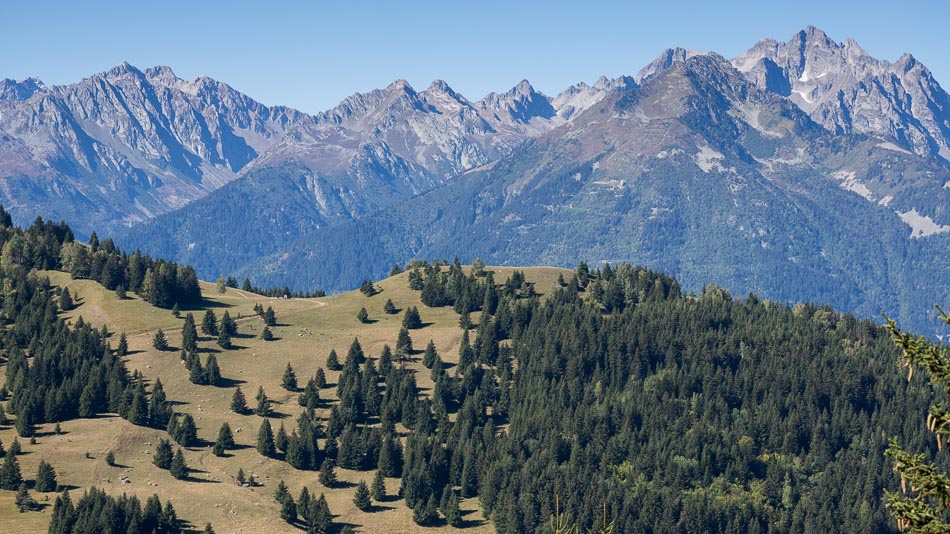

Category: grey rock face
[733, 26, 950, 160]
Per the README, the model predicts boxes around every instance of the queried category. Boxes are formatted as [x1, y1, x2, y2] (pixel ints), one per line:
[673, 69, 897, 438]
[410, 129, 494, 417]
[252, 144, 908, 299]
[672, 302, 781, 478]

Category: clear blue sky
[3, 0, 949, 114]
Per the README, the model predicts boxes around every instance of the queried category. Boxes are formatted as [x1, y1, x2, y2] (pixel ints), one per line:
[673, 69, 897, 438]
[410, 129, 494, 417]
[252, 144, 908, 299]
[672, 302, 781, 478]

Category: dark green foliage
[105, 451, 115, 467]
[216, 328, 232, 349]
[110, 333, 127, 361]
[204, 354, 221, 386]
[263, 306, 276, 327]
[255, 386, 271, 417]
[282, 362, 298, 391]
[299, 378, 320, 409]
[201, 309, 218, 336]
[275, 422, 289, 453]
[315, 367, 327, 388]
[171, 303, 180, 318]
[0, 452, 23, 490]
[422, 339, 437, 369]
[395, 327, 412, 357]
[49, 487, 191, 534]
[230, 387, 249, 414]
[257, 419, 276, 457]
[220, 311, 237, 336]
[383, 298, 397, 314]
[319, 460, 337, 488]
[213, 422, 235, 457]
[59, 287, 73, 311]
[203, 523, 215, 534]
[168, 413, 197, 447]
[169, 448, 187, 480]
[181, 313, 197, 352]
[153, 438, 173, 469]
[274, 479, 289, 503]
[236, 468, 246, 485]
[442, 487, 462, 527]
[371, 470, 386, 501]
[152, 329, 169, 351]
[16, 482, 38, 511]
[412, 493, 438, 526]
[353, 480, 371, 511]
[360, 279, 377, 296]
[326, 349, 341, 371]
[402, 306, 422, 329]
[260, 325, 273, 340]
[280, 493, 297, 523]
[357, 307, 369, 323]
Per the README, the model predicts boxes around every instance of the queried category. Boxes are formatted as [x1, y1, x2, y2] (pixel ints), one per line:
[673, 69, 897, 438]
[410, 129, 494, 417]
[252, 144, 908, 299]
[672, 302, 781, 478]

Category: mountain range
[2, 26, 949, 332]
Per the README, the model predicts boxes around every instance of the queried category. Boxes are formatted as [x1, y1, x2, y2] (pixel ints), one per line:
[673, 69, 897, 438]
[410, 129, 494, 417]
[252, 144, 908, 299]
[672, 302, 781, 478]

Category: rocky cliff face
[732, 26, 950, 160]
[0, 63, 312, 233]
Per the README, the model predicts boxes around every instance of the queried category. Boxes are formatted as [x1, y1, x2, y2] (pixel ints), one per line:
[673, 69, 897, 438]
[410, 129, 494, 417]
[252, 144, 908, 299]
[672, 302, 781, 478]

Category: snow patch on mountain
[832, 170, 874, 201]
[898, 208, 950, 238]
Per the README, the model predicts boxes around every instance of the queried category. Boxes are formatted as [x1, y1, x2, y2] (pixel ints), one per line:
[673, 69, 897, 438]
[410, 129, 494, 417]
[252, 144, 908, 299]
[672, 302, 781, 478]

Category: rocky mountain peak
[636, 47, 707, 84]
[0, 77, 47, 101]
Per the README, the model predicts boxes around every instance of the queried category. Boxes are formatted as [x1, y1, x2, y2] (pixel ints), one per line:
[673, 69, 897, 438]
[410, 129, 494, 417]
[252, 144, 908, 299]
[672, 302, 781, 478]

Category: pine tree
[8, 437, 20, 456]
[423, 339, 438, 368]
[274, 479, 290, 502]
[220, 311, 237, 336]
[319, 459, 337, 488]
[170, 448, 187, 479]
[412, 493, 438, 526]
[231, 387, 249, 414]
[260, 325, 274, 341]
[0, 452, 22, 490]
[153, 438, 173, 469]
[326, 349, 341, 371]
[213, 422, 234, 457]
[275, 422, 289, 453]
[440, 485, 462, 527]
[105, 450, 116, 467]
[203, 523, 215, 534]
[216, 276, 227, 294]
[282, 362, 298, 391]
[402, 306, 422, 329]
[353, 480, 372, 511]
[236, 467, 246, 485]
[173, 414, 197, 446]
[883, 309, 950, 531]
[201, 309, 218, 336]
[257, 419, 276, 457]
[15, 482, 37, 511]
[280, 493, 297, 523]
[357, 307, 369, 323]
[59, 286, 74, 311]
[379, 345, 393, 375]
[172, 303, 181, 318]
[255, 386, 271, 417]
[264, 306, 277, 326]
[205, 354, 221, 385]
[117, 332, 128, 357]
[35, 459, 57, 492]
[181, 313, 198, 352]
[217, 328, 232, 350]
[152, 329, 169, 351]
[371, 470, 386, 501]
[315, 367, 328, 388]
[396, 327, 413, 357]
[384, 298, 397, 314]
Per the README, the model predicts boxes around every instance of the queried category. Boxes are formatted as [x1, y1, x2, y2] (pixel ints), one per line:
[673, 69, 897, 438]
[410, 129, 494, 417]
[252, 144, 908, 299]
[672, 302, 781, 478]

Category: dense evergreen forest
[254, 259, 941, 533]
[0, 208, 204, 532]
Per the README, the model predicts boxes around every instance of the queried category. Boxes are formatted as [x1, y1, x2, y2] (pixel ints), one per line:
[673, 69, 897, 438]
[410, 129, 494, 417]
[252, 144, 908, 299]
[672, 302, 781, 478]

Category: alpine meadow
[1, 15, 950, 534]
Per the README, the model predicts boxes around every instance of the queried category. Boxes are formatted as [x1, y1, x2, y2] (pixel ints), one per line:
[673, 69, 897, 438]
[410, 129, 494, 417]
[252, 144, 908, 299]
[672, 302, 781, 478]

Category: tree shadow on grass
[215, 377, 247, 388]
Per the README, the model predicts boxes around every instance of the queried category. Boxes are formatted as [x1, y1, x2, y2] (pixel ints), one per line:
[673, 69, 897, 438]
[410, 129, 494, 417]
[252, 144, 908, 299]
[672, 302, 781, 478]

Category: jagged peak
[103, 61, 144, 78]
[0, 76, 47, 100]
[143, 65, 179, 82]
[636, 47, 708, 84]
[386, 79, 416, 95]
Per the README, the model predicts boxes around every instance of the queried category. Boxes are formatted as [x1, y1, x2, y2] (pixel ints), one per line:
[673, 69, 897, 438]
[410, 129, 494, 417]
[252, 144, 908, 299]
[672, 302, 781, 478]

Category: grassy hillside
[0, 266, 568, 534]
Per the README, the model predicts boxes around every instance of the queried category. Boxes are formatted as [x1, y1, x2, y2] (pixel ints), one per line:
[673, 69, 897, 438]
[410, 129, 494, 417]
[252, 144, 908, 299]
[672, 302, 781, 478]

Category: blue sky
[4, 0, 949, 113]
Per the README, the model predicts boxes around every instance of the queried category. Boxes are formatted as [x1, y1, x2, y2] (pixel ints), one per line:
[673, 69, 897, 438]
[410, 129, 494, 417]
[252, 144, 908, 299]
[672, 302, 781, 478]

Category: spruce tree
[371, 470, 386, 501]
[316, 367, 328, 388]
[105, 450, 116, 467]
[280, 493, 297, 523]
[220, 311, 237, 336]
[0, 452, 22, 490]
[117, 332, 128, 357]
[181, 313, 198, 352]
[264, 306, 277, 326]
[383, 298, 397, 314]
[152, 329, 169, 351]
[217, 328, 232, 350]
[201, 310, 218, 336]
[213, 422, 234, 457]
[260, 325, 273, 341]
[275, 422, 289, 453]
[59, 287, 73, 311]
[257, 419, 276, 457]
[396, 327, 413, 357]
[402, 306, 422, 329]
[319, 459, 337, 488]
[34, 459, 58, 492]
[231, 387, 249, 414]
[200, 354, 219, 385]
[170, 448, 187, 480]
[274, 479, 290, 502]
[153, 439, 173, 469]
[326, 349, 341, 371]
[412, 493, 438, 526]
[357, 307, 369, 323]
[236, 468, 246, 485]
[203, 523, 215, 534]
[171, 303, 181, 318]
[282, 362, 298, 391]
[255, 386, 271, 417]
[353, 480, 372, 511]
[443, 489, 462, 527]
[423, 339, 438, 368]
[15, 482, 37, 511]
